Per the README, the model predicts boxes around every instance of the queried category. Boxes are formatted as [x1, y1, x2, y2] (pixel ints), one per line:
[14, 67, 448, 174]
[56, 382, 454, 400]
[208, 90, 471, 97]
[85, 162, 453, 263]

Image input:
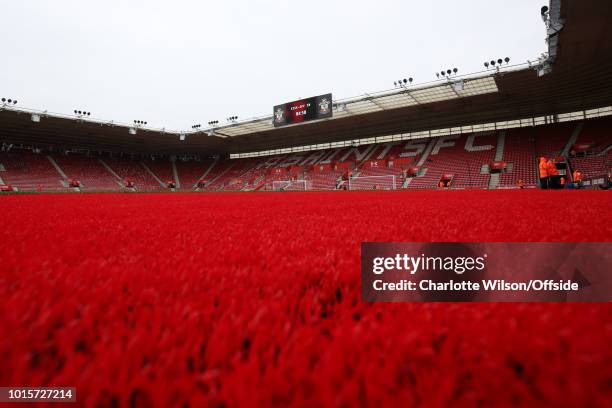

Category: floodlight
[497, 59, 503, 65]
[504, 57, 510, 63]
[484, 62, 489, 68]
[409, 78, 413, 83]
[541, 6, 549, 15]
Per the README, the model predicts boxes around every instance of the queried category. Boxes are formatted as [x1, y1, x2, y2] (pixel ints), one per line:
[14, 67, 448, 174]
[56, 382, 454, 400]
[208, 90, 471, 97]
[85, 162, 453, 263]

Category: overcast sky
[1, 0, 545, 130]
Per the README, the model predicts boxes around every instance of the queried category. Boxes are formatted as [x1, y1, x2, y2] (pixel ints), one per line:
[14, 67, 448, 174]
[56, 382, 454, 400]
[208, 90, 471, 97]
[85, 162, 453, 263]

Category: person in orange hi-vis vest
[539, 157, 549, 189]
[573, 169, 583, 189]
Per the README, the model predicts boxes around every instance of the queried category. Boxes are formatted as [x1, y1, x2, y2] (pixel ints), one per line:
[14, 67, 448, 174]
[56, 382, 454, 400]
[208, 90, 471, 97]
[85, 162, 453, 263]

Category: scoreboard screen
[273, 93, 333, 127]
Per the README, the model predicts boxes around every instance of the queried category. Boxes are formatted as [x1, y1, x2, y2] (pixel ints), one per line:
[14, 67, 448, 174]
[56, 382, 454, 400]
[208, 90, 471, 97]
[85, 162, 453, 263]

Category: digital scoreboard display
[273, 93, 333, 127]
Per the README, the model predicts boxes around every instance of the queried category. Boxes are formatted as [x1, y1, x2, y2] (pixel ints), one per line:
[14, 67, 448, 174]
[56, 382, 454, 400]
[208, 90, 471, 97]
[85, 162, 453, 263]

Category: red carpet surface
[0, 190, 610, 407]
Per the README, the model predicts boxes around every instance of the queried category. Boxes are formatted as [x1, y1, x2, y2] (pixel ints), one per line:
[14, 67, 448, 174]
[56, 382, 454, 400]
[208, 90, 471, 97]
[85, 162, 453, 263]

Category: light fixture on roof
[438, 69, 458, 79]
[226, 116, 238, 122]
[208, 120, 219, 127]
[395, 77, 414, 88]
[485, 57, 511, 72]
[134, 120, 148, 126]
[73, 109, 91, 118]
[541, 5, 549, 23]
[1, 98, 18, 106]
[192, 124, 201, 130]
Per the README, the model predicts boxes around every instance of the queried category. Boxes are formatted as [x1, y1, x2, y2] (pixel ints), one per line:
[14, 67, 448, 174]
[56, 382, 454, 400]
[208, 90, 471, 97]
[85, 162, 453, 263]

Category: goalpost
[271, 180, 311, 191]
[348, 175, 397, 191]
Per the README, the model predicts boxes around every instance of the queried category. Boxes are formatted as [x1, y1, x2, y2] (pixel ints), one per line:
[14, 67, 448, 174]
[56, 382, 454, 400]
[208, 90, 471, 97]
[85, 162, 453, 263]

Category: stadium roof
[1, 0, 611, 156]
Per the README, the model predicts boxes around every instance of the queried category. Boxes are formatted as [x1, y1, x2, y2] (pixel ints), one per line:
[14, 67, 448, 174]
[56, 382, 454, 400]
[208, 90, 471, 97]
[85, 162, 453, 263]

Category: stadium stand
[498, 128, 538, 188]
[0, 150, 63, 191]
[174, 159, 217, 190]
[52, 153, 121, 191]
[534, 122, 576, 158]
[409, 133, 497, 189]
[568, 118, 612, 180]
[144, 158, 176, 188]
[0, 117, 609, 192]
[103, 157, 164, 191]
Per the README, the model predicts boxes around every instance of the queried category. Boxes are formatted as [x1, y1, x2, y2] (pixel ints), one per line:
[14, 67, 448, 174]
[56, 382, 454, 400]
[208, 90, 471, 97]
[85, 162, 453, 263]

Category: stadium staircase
[403, 138, 435, 188]
[487, 131, 506, 189]
[47, 155, 68, 180]
[99, 159, 126, 188]
[105, 158, 163, 191]
[141, 162, 166, 188]
[171, 159, 181, 189]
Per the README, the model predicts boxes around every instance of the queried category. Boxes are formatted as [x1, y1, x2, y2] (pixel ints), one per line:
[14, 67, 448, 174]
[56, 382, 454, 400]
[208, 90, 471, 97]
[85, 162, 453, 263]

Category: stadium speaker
[453, 80, 464, 92]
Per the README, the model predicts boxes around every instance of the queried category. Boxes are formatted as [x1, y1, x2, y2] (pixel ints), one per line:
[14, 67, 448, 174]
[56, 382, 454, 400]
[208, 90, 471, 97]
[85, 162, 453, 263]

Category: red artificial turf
[0, 190, 610, 407]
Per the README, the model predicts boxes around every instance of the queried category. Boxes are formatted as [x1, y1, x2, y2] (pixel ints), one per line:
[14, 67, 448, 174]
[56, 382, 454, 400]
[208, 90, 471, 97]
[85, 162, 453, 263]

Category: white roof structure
[210, 73, 503, 138]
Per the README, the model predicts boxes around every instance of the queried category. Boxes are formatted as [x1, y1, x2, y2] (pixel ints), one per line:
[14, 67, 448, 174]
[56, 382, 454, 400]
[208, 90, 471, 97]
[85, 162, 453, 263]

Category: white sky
[0, 0, 545, 130]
